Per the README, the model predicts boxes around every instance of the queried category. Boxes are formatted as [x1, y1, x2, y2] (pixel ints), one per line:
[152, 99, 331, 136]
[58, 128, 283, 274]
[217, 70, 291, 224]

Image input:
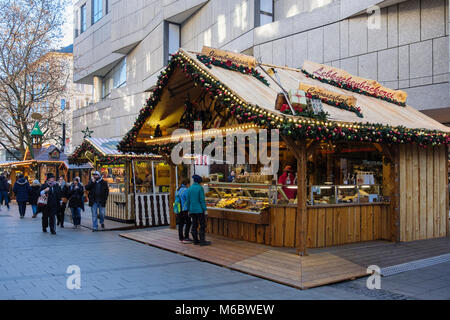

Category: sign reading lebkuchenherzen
[301, 61, 407, 106]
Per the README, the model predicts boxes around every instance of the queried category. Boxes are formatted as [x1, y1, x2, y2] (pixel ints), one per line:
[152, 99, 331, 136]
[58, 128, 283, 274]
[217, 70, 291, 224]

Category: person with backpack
[13, 174, 31, 219]
[29, 180, 41, 218]
[174, 179, 191, 243]
[186, 175, 210, 246]
[0, 173, 10, 211]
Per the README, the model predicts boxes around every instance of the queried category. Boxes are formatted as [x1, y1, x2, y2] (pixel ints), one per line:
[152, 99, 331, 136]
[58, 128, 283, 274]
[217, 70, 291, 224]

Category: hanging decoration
[117, 50, 449, 154]
[299, 83, 363, 118]
[82, 127, 94, 139]
[196, 55, 270, 87]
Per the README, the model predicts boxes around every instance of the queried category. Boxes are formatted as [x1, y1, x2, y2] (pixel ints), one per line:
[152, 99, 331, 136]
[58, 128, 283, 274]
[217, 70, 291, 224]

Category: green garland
[197, 55, 270, 87]
[117, 52, 449, 154]
[301, 69, 407, 107]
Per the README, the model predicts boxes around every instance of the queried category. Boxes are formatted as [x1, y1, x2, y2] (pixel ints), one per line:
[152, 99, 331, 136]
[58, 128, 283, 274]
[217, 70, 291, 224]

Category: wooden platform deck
[120, 228, 450, 289]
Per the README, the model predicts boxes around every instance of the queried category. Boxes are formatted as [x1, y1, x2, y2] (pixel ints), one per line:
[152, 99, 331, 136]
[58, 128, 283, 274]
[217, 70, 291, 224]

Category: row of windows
[76, 0, 273, 37]
[77, 0, 109, 36]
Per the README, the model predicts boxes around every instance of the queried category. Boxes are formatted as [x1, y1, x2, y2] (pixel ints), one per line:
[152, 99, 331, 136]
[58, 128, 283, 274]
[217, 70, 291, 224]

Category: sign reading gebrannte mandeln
[299, 83, 357, 108]
[201, 46, 257, 68]
[302, 61, 407, 105]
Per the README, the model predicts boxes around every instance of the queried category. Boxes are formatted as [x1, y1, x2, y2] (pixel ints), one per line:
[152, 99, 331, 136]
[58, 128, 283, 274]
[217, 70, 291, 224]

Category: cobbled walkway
[0, 204, 448, 300]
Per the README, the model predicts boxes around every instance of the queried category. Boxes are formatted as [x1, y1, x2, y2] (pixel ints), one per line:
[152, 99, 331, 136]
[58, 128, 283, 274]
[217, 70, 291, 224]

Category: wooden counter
[206, 202, 392, 248]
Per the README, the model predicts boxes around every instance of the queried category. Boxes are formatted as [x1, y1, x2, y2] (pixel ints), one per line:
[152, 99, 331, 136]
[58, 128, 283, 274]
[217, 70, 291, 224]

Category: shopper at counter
[186, 175, 210, 246]
[278, 166, 296, 200]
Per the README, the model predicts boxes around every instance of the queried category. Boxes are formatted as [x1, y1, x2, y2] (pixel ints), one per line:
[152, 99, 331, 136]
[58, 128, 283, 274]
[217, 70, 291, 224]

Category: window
[102, 57, 127, 99]
[80, 4, 87, 33]
[164, 22, 180, 65]
[255, 0, 274, 27]
[92, 0, 103, 24]
[105, 0, 109, 14]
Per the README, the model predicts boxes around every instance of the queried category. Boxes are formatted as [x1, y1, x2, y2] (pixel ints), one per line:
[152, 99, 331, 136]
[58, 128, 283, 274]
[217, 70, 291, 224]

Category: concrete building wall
[72, 0, 449, 148]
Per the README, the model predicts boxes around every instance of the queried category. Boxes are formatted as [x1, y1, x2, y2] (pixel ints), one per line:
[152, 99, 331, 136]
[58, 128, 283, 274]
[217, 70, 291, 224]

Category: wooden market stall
[69, 138, 170, 226]
[117, 47, 449, 254]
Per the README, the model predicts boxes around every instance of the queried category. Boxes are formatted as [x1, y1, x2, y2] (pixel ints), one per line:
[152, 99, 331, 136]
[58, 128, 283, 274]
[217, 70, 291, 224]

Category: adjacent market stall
[118, 47, 449, 254]
[0, 123, 72, 188]
[69, 138, 169, 226]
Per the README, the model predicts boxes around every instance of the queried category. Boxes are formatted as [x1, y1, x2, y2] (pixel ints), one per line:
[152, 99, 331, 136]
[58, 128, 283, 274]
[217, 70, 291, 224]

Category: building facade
[72, 0, 450, 147]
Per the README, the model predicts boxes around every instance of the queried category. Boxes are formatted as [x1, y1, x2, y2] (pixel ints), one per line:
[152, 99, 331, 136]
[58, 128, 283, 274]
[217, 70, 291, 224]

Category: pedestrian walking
[13, 175, 31, 219]
[186, 175, 210, 246]
[85, 171, 109, 232]
[175, 179, 192, 243]
[57, 176, 69, 228]
[67, 177, 84, 229]
[0, 173, 10, 211]
[29, 180, 41, 218]
[40, 173, 62, 235]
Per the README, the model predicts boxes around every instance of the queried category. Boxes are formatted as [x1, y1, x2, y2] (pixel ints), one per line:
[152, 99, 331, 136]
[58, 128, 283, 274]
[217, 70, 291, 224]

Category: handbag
[37, 194, 48, 207]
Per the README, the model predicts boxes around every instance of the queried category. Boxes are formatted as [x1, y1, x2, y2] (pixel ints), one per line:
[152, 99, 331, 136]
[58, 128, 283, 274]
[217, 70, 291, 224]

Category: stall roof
[118, 48, 449, 152]
[181, 50, 449, 132]
[70, 138, 161, 163]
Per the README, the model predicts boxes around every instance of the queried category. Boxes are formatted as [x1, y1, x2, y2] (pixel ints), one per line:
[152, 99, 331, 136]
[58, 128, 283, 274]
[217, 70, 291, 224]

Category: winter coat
[29, 185, 41, 205]
[278, 172, 296, 200]
[0, 176, 9, 192]
[68, 184, 85, 209]
[85, 178, 109, 207]
[13, 178, 31, 202]
[39, 182, 62, 212]
[186, 182, 206, 214]
[176, 185, 189, 212]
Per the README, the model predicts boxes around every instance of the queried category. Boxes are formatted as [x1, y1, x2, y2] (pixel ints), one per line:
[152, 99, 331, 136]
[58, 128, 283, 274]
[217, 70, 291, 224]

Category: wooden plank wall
[207, 204, 391, 249]
[206, 215, 271, 245]
[105, 193, 132, 222]
[399, 144, 448, 241]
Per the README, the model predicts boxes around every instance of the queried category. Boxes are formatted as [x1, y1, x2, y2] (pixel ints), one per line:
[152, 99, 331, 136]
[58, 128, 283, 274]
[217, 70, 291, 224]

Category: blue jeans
[0, 191, 9, 209]
[31, 205, 38, 215]
[91, 202, 105, 230]
[70, 207, 81, 226]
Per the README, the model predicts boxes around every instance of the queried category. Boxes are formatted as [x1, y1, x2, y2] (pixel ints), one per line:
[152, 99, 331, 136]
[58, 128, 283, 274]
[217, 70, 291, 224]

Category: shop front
[118, 47, 449, 254]
[69, 138, 169, 226]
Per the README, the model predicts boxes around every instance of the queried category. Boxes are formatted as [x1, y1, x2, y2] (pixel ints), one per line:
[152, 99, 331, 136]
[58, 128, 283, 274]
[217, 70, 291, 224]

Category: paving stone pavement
[1, 204, 449, 300]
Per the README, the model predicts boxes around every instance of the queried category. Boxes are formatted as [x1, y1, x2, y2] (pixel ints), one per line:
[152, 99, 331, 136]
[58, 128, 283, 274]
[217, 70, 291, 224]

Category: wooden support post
[282, 136, 307, 255]
[296, 141, 307, 255]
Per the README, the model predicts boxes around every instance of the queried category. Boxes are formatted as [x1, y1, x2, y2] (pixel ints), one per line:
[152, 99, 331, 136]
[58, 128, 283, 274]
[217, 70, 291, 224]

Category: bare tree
[0, 0, 69, 159]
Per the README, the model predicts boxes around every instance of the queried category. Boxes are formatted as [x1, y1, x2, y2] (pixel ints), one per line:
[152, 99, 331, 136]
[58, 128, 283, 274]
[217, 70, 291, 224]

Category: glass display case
[100, 164, 125, 193]
[309, 185, 384, 206]
[204, 182, 288, 214]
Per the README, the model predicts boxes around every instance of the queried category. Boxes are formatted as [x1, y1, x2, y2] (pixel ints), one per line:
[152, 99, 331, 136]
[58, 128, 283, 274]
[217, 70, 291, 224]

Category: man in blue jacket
[186, 175, 211, 246]
[13, 174, 31, 219]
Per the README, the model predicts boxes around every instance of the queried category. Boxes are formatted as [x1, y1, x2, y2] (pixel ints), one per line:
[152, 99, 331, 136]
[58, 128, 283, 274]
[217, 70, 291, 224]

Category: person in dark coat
[29, 180, 41, 218]
[67, 177, 85, 229]
[40, 173, 62, 234]
[57, 176, 69, 228]
[13, 174, 31, 219]
[0, 174, 10, 211]
[85, 171, 109, 232]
